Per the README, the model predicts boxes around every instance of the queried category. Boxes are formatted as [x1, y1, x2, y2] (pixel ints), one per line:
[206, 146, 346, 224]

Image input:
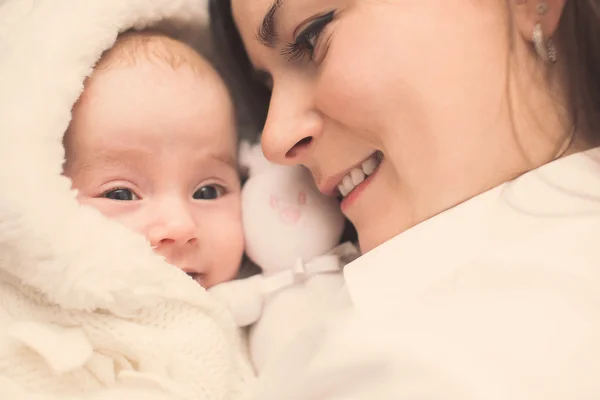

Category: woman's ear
[512, 0, 567, 44]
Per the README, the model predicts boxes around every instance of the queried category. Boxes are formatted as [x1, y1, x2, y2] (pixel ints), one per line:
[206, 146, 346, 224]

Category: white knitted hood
[0, 0, 225, 315]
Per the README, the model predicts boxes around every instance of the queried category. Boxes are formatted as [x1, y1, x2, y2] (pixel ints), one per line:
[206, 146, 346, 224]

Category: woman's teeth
[338, 151, 382, 198]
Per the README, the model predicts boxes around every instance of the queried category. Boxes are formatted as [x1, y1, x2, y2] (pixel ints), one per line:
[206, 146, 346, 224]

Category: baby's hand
[209, 275, 265, 327]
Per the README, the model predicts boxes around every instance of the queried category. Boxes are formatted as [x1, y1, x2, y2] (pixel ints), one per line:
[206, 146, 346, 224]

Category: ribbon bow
[261, 242, 359, 295]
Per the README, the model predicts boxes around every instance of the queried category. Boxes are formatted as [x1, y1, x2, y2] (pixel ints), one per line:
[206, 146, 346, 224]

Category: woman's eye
[193, 185, 226, 200]
[103, 188, 139, 201]
[305, 31, 319, 49]
[282, 10, 334, 63]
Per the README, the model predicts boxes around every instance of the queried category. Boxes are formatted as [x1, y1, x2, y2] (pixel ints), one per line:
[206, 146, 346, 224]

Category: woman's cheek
[315, 27, 396, 134]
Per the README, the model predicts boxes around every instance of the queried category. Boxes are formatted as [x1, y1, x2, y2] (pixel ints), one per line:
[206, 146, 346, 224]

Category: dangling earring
[532, 2, 557, 63]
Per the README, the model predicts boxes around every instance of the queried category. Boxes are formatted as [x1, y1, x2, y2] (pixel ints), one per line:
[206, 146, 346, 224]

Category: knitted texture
[0, 0, 255, 398]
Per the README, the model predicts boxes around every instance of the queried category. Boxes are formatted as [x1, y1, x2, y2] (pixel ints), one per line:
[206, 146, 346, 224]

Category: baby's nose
[147, 205, 198, 248]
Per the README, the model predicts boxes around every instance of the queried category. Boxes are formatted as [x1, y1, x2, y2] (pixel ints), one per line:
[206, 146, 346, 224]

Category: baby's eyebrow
[211, 152, 237, 169]
[75, 149, 152, 172]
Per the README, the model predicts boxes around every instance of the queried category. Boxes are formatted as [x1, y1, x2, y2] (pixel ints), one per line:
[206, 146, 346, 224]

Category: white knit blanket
[0, 0, 255, 399]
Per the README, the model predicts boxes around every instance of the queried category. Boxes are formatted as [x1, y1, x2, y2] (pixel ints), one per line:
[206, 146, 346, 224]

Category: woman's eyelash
[281, 35, 314, 62]
[281, 11, 335, 63]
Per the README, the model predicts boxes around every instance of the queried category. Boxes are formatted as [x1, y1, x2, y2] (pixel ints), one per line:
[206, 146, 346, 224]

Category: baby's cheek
[77, 197, 145, 236]
[221, 217, 244, 267]
[206, 208, 244, 285]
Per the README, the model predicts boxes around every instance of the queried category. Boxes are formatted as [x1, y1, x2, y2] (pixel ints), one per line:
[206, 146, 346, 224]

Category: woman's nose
[146, 202, 198, 248]
[261, 83, 323, 166]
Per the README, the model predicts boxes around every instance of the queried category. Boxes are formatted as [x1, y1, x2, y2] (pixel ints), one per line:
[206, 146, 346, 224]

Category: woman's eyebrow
[256, 0, 284, 47]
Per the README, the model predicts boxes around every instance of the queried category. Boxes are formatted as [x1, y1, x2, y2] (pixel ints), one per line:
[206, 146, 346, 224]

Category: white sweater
[0, 0, 255, 399]
[253, 147, 600, 399]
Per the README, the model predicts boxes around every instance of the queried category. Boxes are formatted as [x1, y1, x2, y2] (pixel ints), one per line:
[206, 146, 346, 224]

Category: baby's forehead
[65, 30, 238, 168]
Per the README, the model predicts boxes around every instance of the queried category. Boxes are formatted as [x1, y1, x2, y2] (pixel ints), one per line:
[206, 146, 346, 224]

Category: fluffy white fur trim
[0, 0, 218, 314]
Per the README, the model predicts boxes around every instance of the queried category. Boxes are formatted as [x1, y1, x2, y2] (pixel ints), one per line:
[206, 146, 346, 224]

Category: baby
[0, 29, 253, 400]
[64, 30, 244, 289]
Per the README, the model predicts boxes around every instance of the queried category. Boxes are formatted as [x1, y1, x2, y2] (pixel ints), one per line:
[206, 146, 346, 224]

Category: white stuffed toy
[209, 141, 359, 374]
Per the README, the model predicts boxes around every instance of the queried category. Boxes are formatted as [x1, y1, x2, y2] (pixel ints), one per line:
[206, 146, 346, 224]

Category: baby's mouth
[186, 272, 206, 283]
[337, 151, 383, 198]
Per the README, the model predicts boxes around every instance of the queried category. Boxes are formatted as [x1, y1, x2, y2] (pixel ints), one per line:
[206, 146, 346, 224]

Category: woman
[212, 0, 600, 398]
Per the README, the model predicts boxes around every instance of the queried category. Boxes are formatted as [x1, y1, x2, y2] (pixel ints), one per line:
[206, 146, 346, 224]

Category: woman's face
[232, 0, 567, 252]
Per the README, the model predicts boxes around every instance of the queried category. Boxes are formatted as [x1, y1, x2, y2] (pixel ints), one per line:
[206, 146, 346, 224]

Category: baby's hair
[95, 29, 213, 75]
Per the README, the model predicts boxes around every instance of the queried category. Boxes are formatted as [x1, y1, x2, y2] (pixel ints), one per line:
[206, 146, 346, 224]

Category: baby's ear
[238, 138, 273, 177]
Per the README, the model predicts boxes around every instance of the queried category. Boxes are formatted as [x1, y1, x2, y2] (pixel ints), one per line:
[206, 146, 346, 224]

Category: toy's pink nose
[298, 191, 307, 204]
[280, 208, 301, 225]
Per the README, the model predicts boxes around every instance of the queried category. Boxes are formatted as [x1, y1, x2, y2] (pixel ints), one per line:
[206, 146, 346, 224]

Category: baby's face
[64, 58, 243, 288]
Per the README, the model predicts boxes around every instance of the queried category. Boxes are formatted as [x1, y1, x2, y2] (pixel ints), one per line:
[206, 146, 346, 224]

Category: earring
[533, 2, 557, 63]
[536, 2, 549, 15]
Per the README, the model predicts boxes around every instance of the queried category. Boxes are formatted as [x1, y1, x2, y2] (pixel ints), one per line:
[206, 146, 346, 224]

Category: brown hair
[555, 1, 600, 145]
[95, 29, 212, 74]
[209, 0, 271, 140]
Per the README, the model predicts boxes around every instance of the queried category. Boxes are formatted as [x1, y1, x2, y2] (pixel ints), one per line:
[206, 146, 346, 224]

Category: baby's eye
[103, 188, 139, 201]
[193, 185, 225, 200]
